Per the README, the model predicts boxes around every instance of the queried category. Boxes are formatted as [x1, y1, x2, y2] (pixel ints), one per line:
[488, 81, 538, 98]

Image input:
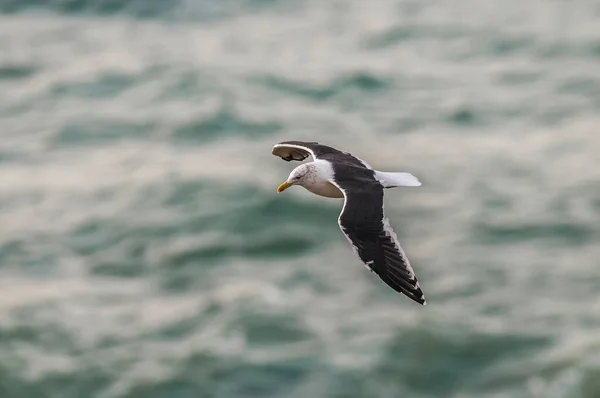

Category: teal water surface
[1, 1, 600, 397]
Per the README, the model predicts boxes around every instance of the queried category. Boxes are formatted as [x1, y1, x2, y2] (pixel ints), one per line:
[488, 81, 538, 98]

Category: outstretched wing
[271, 140, 372, 169]
[329, 165, 426, 305]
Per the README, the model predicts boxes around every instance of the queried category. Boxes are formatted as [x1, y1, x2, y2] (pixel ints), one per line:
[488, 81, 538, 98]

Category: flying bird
[272, 141, 426, 305]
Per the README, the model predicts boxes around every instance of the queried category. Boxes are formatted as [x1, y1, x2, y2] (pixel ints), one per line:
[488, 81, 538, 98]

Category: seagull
[272, 140, 426, 305]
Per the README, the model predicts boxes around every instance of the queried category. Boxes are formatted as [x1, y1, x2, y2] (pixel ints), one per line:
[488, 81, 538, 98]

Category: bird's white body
[305, 179, 345, 198]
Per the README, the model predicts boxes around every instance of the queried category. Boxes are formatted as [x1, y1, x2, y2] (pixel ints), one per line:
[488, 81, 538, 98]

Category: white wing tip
[401, 173, 422, 187]
[376, 171, 422, 188]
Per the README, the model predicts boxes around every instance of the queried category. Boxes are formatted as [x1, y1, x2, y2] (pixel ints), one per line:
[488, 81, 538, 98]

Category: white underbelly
[304, 181, 344, 198]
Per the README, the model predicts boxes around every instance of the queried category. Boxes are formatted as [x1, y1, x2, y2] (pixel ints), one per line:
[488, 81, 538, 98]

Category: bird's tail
[374, 171, 421, 188]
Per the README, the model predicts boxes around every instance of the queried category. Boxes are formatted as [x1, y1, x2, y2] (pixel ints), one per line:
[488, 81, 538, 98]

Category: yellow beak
[277, 181, 292, 193]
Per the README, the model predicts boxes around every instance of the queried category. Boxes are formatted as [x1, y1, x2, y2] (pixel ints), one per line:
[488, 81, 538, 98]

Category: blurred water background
[1, 0, 600, 397]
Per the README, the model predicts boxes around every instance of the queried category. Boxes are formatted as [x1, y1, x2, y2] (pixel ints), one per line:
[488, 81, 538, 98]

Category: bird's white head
[277, 163, 315, 193]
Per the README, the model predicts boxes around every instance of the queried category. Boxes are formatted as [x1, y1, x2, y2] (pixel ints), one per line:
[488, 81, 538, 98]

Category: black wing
[329, 164, 426, 305]
[271, 140, 372, 169]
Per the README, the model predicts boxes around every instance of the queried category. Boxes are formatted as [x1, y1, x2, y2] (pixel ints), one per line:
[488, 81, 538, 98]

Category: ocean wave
[253, 72, 391, 103]
[52, 120, 154, 147]
[0, 64, 37, 80]
[0, 0, 299, 20]
[0, 0, 176, 18]
[471, 221, 595, 246]
[173, 107, 283, 144]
